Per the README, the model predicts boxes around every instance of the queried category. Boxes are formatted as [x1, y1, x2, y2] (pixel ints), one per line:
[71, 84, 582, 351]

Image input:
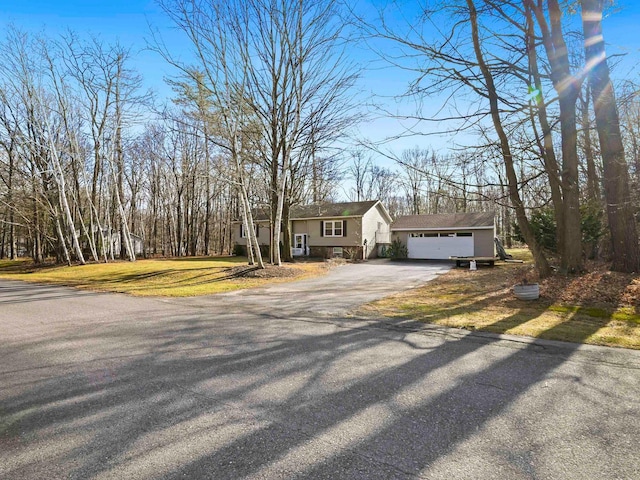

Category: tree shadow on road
[0, 298, 637, 479]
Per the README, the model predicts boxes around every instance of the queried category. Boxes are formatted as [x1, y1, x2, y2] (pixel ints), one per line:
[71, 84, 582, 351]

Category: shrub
[343, 247, 361, 261]
[232, 244, 245, 256]
[387, 238, 408, 259]
[512, 205, 604, 254]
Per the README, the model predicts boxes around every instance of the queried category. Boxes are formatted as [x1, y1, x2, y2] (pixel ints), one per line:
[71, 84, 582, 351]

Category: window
[240, 224, 259, 238]
[410, 232, 439, 238]
[333, 247, 343, 258]
[457, 232, 473, 237]
[324, 220, 344, 237]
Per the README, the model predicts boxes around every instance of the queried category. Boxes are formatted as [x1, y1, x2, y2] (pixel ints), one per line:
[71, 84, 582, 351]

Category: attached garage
[407, 232, 474, 260]
[392, 212, 495, 260]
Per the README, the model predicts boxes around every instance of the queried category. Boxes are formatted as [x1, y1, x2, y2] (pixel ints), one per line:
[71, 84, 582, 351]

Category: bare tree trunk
[533, 0, 583, 273]
[524, 2, 565, 258]
[240, 196, 255, 265]
[48, 133, 86, 265]
[8, 148, 16, 259]
[580, 88, 601, 202]
[237, 165, 264, 268]
[467, 0, 550, 277]
[53, 208, 71, 266]
[281, 187, 292, 262]
[582, 0, 639, 272]
[204, 130, 211, 255]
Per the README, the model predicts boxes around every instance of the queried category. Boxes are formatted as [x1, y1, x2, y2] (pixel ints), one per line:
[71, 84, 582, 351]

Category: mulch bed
[225, 264, 303, 279]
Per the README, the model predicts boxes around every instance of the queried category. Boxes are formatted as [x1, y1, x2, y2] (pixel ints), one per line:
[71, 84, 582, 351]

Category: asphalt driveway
[1, 260, 639, 479]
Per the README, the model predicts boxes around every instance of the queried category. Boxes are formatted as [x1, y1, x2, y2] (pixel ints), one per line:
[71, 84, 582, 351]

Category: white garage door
[407, 232, 474, 259]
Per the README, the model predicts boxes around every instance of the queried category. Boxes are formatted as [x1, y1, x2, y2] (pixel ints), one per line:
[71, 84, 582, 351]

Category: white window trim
[324, 220, 344, 237]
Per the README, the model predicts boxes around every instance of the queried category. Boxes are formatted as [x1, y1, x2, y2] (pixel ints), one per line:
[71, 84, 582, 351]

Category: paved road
[1, 260, 639, 479]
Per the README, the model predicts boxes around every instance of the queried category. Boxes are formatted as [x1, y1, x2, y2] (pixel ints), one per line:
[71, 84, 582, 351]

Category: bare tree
[466, 0, 551, 275]
[582, 0, 639, 272]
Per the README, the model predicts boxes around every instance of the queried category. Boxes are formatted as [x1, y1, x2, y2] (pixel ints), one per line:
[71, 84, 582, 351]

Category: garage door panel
[407, 235, 473, 259]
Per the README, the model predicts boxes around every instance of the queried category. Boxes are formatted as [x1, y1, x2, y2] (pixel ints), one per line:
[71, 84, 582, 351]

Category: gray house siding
[233, 201, 393, 259]
[473, 228, 495, 257]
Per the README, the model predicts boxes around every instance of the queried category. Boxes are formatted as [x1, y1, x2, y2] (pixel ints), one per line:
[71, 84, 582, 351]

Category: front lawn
[359, 249, 640, 349]
[0, 256, 328, 297]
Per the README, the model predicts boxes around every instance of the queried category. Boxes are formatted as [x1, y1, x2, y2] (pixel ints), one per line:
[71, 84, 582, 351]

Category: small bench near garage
[391, 212, 496, 261]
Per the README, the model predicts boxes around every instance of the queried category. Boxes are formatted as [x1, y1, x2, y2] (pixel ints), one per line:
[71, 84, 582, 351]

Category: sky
[1, 0, 639, 159]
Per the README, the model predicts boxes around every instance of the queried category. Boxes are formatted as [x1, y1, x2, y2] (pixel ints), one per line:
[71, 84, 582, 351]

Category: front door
[293, 234, 308, 256]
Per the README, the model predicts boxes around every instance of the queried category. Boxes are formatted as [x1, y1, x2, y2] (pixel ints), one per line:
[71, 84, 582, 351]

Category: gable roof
[392, 211, 495, 230]
[251, 200, 383, 221]
[292, 200, 380, 220]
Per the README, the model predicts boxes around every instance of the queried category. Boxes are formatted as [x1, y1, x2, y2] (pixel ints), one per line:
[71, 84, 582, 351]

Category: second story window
[323, 220, 344, 237]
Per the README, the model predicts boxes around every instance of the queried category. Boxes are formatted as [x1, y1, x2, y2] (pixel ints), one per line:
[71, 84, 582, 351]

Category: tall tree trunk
[54, 208, 71, 266]
[580, 88, 601, 202]
[48, 135, 85, 265]
[202, 117, 212, 256]
[547, 0, 583, 273]
[282, 191, 292, 262]
[525, 3, 565, 257]
[8, 147, 16, 259]
[582, 0, 639, 272]
[467, 0, 551, 277]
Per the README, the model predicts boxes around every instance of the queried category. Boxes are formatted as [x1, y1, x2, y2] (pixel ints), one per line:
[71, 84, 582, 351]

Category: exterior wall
[309, 245, 363, 259]
[233, 221, 270, 246]
[361, 204, 391, 258]
[292, 220, 308, 235]
[234, 207, 393, 260]
[392, 231, 409, 247]
[304, 217, 363, 248]
[473, 228, 495, 257]
[109, 234, 144, 256]
[235, 218, 364, 258]
[392, 228, 495, 258]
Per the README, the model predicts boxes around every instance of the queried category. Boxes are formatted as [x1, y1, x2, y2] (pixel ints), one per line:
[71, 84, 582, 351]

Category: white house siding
[362, 204, 391, 259]
[392, 231, 410, 247]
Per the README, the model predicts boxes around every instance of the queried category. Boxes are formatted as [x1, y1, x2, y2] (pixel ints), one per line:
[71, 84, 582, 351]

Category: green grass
[0, 256, 327, 297]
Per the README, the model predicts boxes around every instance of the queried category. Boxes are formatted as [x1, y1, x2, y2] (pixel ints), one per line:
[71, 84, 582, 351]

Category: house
[235, 200, 392, 259]
[391, 211, 495, 260]
[79, 228, 145, 258]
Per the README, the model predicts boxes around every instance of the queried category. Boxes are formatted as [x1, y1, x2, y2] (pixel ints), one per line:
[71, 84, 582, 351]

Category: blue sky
[1, 0, 639, 156]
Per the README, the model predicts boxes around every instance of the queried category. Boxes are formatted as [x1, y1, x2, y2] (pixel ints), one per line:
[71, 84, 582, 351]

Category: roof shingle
[253, 200, 380, 221]
[392, 212, 495, 230]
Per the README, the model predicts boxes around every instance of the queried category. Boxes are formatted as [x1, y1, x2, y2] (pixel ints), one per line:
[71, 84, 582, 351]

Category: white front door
[292, 234, 308, 256]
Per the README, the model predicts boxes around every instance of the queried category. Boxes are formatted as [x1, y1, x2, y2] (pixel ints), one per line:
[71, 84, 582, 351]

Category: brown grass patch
[360, 249, 640, 349]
